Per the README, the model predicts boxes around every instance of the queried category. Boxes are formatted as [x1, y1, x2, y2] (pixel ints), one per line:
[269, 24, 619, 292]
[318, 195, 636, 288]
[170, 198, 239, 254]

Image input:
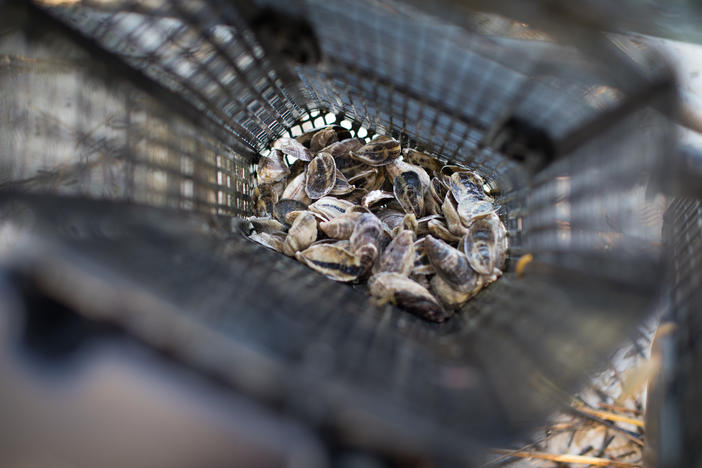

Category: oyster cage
[0, 0, 680, 465]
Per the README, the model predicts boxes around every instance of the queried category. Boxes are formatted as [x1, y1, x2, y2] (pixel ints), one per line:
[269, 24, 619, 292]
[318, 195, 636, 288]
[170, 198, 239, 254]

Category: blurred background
[1, 0, 701, 467]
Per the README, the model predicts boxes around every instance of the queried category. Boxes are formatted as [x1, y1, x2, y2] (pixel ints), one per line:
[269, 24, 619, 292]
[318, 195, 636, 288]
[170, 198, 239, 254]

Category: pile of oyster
[247, 125, 508, 322]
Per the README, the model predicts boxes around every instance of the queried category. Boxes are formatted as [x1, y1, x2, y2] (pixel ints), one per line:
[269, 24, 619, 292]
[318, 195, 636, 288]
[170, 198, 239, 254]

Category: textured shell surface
[273, 136, 313, 161]
[430, 274, 482, 310]
[295, 244, 363, 282]
[448, 170, 488, 202]
[368, 272, 447, 322]
[257, 149, 290, 185]
[393, 172, 425, 217]
[457, 197, 495, 228]
[305, 152, 337, 199]
[282, 172, 311, 204]
[374, 229, 416, 275]
[310, 126, 339, 153]
[309, 197, 356, 220]
[463, 212, 500, 275]
[319, 212, 361, 240]
[249, 231, 286, 253]
[350, 135, 401, 166]
[348, 167, 384, 192]
[377, 208, 405, 232]
[273, 198, 308, 225]
[424, 235, 478, 293]
[423, 191, 442, 217]
[246, 216, 285, 234]
[427, 218, 463, 243]
[350, 213, 384, 274]
[329, 169, 355, 195]
[322, 138, 364, 162]
[283, 211, 318, 256]
[255, 183, 278, 216]
[386, 159, 431, 190]
[430, 177, 448, 204]
[285, 209, 327, 225]
[403, 148, 442, 174]
[362, 190, 395, 209]
[442, 193, 468, 236]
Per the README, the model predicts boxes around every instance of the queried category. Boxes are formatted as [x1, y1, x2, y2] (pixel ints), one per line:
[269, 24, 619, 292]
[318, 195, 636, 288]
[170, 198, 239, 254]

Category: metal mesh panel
[0, 0, 679, 464]
[645, 198, 702, 468]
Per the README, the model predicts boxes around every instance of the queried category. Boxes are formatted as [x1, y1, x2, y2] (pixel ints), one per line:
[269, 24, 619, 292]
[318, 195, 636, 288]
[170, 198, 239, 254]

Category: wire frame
[0, 0, 678, 463]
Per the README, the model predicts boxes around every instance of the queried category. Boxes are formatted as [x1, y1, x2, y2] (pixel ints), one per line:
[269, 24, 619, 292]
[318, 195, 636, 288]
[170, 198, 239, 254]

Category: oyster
[305, 152, 337, 199]
[348, 167, 384, 192]
[350, 135, 401, 166]
[257, 149, 290, 185]
[273, 136, 313, 161]
[329, 169, 355, 196]
[273, 199, 308, 225]
[281, 172, 312, 205]
[442, 194, 468, 236]
[373, 229, 415, 275]
[368, 272, 447, 322]
[427, 218, 462, 243]
[430, 274, 483, 310]
[447, 170, 488, 202]
[246, 216, 285, 234]
[283, 211, 318, 256]
[350, 213, 384, 274]
[424, 235, 479, 293]
[362, 190, 395, 209]
[319, 212, 361, 240]
[309, 196, 356, 220]
[457, 197, 495, 227]
[386, 159, 431, 190]
[322, 138, 364, 161]
[310, 126, 351, 153]
[249, 231, 286, 253]
[295, 244, 362, 282]
[254, 183, 278, 216]
[377, 208, 405, 232]
[403, 148, 442, 174]
[393, 172, 425, 216]
[463, 212, 501, 275]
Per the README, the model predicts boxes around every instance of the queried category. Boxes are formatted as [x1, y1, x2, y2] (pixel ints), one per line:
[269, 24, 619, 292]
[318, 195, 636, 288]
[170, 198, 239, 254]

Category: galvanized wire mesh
[0, 0, 679, 464]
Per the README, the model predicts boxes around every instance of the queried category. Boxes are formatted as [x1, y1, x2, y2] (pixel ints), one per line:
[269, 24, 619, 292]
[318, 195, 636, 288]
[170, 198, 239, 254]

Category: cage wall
[0, 0, 677, 463]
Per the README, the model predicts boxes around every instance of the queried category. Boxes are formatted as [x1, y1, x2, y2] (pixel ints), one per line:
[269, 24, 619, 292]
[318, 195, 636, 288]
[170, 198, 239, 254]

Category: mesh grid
[0, 0, 679, 463]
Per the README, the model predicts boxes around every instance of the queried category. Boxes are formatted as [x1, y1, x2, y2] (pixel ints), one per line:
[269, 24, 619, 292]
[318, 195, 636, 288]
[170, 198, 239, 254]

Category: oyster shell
[282, 172, 312, 205]
[305, 152, 337, 199]
[350, 135, 401, 166]
[368, 272, 447, 322]
[246, 216, 285, 234]
[310, 126, 351, 153]
[403, 148, 442, 174]
[424, 235, 478, 293]
[273, 199, 308, 225]
[373, 229, 415, 275]
[273, 136, 313, 161]
[350, 213, 384, 274]
[393, 172, 425, 216]
[283, 211, 318, 256]
[257, 149, 290, 185]
[319, 212, 361, 240]
[362, 190, 395, 209]
[463, 212, 500, 275]
[296, 244, 362, 282]
[329, 169, 355, 196]
[430, 274, 483, 310]
[309, 197, 356, 220]
[249, 231, 286, 253]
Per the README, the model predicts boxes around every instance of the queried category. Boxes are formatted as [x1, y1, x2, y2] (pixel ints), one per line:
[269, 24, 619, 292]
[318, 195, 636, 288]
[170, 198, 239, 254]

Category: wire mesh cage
[0, 0, 680, 464]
